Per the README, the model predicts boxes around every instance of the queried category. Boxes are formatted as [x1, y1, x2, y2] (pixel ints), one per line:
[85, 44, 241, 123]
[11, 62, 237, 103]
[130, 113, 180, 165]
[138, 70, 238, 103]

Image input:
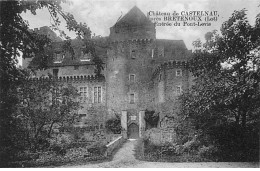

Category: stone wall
[106, 39, 155, 117]
[109, 25, 155, 42]
[152, 61, 189, 119]
[144, 128, 176, 146]
[105, 136, 125, 156]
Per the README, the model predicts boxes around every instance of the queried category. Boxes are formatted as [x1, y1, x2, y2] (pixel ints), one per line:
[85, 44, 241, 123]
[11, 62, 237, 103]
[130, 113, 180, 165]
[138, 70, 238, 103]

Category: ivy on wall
[105, 115, 121, 134]
[144, 110, 159, 129]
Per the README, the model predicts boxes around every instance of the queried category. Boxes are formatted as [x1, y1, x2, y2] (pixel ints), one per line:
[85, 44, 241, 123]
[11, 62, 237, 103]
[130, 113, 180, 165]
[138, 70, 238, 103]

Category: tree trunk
[235, 114, 240, 125]
[33, 123, 45, 151]
[47, 121, 55, 138]
[241, 112, 247, 128]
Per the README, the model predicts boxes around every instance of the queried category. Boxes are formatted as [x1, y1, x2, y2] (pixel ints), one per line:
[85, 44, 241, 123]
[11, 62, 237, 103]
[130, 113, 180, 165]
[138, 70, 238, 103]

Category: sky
[21, 0, 260, 50]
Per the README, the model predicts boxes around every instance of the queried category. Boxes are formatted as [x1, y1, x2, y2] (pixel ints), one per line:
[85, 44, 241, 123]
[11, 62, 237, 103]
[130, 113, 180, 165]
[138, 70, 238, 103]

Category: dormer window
[81, 51, 91, 62]
[54, 52, 64, 63]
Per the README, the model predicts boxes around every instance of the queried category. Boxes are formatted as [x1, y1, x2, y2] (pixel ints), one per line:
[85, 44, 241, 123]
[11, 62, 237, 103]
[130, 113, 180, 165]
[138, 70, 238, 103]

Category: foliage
[13, 73, 80, 152]
[0, 0, 75, 166]
[198, 145, 219, 160]
[144, 110, 159, 128]
[0, 0, 105, 166]
[87, 141, 107, 156]
[139, 8, 260, 163]
[183, 9, 260, 128]
[177, 8, 260, 162]
[135, 138, 204, 162]
[105, 115, 121, 134]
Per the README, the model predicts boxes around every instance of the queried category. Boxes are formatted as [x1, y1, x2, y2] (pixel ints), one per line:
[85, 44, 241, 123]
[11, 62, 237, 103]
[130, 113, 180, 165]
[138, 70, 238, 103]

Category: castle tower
[109, 6, 156, 42]
[106, 6, 155, 138]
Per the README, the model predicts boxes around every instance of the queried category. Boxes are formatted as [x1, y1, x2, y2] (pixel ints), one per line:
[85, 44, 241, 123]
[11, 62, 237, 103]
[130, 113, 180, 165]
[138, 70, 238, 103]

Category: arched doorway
[128, 123, 139, 139]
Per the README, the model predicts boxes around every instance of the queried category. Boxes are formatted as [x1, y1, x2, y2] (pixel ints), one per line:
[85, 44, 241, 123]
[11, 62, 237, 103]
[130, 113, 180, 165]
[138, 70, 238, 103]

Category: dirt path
[60, 140, 259, 168]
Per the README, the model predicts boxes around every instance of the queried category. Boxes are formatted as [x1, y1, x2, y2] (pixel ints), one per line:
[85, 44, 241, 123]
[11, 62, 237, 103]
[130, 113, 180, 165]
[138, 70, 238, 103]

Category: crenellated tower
[106, 6, 157, 138]
[106, 6, 156, 115]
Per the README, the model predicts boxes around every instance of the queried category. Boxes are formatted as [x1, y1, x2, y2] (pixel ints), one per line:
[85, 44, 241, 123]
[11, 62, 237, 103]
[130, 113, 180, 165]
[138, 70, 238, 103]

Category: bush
[206, 122, 259, 162]
[105, 115, 121, 134]
[182, 139, 200, 154]
[51, 145, 66, 156]
[198, 145, 218, 160]
[161, 142, 176, 156]
[87, 142, 107, 156]
[144, 110, 159, 128]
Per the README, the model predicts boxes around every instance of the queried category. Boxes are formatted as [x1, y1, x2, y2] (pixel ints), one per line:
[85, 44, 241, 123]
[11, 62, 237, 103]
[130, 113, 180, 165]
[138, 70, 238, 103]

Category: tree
[105, 114, 121, 134]
[15, 74, 80, 151]
[0, 0, 94, 165]
[178, 9, 260, 161]
[144, 110, 159, 129]
[181, 9, 260, 129]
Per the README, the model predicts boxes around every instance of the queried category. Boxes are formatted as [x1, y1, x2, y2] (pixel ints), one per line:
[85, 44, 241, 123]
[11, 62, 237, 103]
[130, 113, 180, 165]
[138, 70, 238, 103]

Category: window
[129, 74, 135, 82]
[93, 86, 102, 103]
[80, 50, 91, 61]
[176, 69, 182, 77]
[53, 69, 59, 77]
[176, 86, 182, 94]
[79, 87, 88, 103]
[52, 87, 61, 105]
[131, 49, 136, 59]
[54, 53, 64, 63]
[129, 93, 135, 104]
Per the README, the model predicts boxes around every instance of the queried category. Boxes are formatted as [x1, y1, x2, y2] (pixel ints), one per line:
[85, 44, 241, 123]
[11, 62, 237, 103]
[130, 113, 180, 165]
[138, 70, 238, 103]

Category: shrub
[87, 142, 107, 156]
[198, 145, 218, 160]
[161, 142, 176, 156]
[105, 115, 121, 134]
[144, 110, 159, 128]
[51, 145, 66, 156]
[174, 144, 184, 155]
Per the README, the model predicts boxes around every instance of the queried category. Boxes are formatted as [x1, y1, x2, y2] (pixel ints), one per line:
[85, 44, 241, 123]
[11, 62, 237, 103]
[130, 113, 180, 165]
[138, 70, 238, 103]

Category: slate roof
[156, 39, 187, 50]
[114, 6, 153, 27]
[47, 37, 108, 67]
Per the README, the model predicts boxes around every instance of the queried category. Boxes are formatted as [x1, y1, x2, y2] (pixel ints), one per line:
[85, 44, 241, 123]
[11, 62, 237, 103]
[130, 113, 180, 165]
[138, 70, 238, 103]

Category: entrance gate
[128, 123, 139, 139]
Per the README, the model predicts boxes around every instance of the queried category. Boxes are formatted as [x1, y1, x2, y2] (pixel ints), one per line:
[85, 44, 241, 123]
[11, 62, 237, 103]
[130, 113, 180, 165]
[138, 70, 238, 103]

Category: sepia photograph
[0, 0, 259, 168]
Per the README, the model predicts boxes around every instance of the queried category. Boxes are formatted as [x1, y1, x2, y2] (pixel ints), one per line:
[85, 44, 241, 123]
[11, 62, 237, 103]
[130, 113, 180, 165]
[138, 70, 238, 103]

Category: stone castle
[23, 6, 193, 139]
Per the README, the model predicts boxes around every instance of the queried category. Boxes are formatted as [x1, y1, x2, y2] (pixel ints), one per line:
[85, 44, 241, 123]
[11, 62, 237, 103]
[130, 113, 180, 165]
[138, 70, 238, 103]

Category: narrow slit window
[129, 93, 135, 104]
[176, 69, 182, 77]
[176, 86, 182, 94]
[129, 74, 135, 82]
[131, 49, 136, 59]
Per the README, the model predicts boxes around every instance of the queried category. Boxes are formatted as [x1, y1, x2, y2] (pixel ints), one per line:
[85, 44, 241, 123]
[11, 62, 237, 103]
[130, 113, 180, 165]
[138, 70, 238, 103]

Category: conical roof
[114, 6, 152, 27]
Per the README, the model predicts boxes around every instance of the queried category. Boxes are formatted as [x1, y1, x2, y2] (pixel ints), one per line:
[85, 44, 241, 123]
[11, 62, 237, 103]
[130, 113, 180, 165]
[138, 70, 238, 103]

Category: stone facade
[24, 6, 192, 138]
